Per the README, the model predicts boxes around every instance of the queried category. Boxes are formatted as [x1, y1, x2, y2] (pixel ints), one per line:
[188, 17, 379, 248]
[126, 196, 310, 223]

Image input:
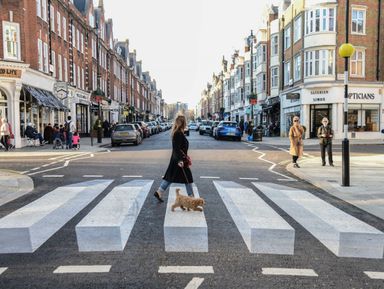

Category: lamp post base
[342, 138, 350, 186]
[97, 127, 102, 144]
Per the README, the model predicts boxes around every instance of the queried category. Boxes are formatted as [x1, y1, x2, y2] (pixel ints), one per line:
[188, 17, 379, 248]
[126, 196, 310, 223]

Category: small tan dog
[171, 188, 205, 212]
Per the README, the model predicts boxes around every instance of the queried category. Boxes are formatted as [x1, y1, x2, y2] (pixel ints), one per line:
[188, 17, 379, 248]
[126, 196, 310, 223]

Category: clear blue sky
[99, 0, 277, 109]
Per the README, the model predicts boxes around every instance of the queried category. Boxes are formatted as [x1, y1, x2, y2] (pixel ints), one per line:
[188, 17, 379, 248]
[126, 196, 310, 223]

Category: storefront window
[348, 104, 380, 132]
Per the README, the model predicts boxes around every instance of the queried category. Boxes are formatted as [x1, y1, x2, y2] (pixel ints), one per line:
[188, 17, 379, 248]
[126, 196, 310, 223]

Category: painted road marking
[254, 182, 384, 259]
[185, 277, 204, 289]
[239, 177, 259, 180]
[277, 178, 296, 182]
[164, 185, 208, 252]
[27, 160, 70, 176]
[200, 176, 220, 179]
[122, 175, 143, 178]
[0, 180, 113, 253]
[43, 175, 64, 178]
[158, 266, 214, 274]
[251, 147, 296, 181]
[364, 271, 384, 280]
[30, 167, 41, 171]
[262, 268, 318, 277]
[82, 175, 103, 178]
[53, 265, 111, 274]
[0, 267, 7, 275]
[214, 181, 294, 255]
[76, 180, 154, 252]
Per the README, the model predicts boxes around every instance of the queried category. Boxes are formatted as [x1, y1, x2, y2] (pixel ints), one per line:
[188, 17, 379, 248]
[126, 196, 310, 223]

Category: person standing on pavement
[44, 123, 53, 144]
[153, 114, 195, 202]
[103, 120, 110, 138]
[317, 117, 334, 167]
[0, 117, 11, 151]
[289, 116, 304, 168]
[65, 116, 76, 149]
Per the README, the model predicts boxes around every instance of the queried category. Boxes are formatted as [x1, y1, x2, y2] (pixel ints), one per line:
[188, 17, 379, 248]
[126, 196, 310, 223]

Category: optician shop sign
[0, 67, 22, 78]
[348, 92, 375, 100]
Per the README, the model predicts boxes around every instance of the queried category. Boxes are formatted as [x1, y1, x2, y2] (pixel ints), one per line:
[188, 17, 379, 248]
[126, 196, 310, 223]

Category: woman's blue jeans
[158, 180, 193, 196]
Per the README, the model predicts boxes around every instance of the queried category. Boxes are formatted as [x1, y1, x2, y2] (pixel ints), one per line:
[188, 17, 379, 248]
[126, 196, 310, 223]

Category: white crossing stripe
[75, 180, 154, 252]
[0, 180, 113, 253]
[200, 176, 220, 179]
[239, 177, 259, 180]
[83, 175, 103, 178]
[214, 181, 294, 255]
[43, 175, 64, 178]
[254, 182, 384, 259]
[158, 266, 214, 274]
[364, 271, 384, 280]
[0, 267, 8, 275]
[262, 268, 318, 277]
[164, 184, 208, 252]
[185, 277, 205, 289]
[122, 175, 143, 178]
[53, 265, 111, 274]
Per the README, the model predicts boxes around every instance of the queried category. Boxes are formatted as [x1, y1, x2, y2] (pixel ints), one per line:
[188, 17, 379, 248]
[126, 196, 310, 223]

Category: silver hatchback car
[111, 124, 142, 146]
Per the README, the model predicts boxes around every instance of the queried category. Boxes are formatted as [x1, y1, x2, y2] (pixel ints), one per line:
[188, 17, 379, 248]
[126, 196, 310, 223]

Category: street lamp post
[249, 30, 254, 126]
[338, 0, 354, 187]
[339, 43, 354, 187]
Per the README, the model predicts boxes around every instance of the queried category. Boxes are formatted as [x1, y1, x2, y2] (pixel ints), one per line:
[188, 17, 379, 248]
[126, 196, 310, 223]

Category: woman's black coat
[163, 130, 193, 183]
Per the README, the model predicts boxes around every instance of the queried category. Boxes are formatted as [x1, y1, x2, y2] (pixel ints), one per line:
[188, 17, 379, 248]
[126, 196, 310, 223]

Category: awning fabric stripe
[23, 85, 68, 110]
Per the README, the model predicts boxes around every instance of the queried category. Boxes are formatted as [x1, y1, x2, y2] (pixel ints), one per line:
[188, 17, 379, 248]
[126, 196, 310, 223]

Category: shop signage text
[348, 93, 375, 100]
[0, 68, 22, 78]
[310, 90, 328, 95]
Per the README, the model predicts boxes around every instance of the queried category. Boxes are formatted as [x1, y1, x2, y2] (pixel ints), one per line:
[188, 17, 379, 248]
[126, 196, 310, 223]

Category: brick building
[0, 0, 165, 147]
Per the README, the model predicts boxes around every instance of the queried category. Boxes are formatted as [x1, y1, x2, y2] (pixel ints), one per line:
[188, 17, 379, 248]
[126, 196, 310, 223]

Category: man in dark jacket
[25, 123, 44, 145]
[317, 117, 334, 166]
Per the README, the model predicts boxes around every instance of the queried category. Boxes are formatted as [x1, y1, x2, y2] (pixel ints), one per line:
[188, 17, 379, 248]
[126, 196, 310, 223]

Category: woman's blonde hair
[171, 114, 186, 138]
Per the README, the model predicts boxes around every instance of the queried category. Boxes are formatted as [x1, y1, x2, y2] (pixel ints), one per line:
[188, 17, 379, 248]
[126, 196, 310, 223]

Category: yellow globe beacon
[339, 43, 355, 58]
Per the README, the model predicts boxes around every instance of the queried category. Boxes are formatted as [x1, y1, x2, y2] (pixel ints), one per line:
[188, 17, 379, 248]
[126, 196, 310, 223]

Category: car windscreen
[115, 125, 134, 131]
[221, 122, 237, 127]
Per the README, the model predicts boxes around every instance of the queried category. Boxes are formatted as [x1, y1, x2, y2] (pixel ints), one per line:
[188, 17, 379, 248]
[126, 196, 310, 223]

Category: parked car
[133, 124, 144, 139]
[199, 120, 213, 135]
[111, 124, 142, 146]
[188, 122, 199, 131]
[215, 121, 242, 141]
[210, 121, 220, 136]
[134, 121, 150, 138]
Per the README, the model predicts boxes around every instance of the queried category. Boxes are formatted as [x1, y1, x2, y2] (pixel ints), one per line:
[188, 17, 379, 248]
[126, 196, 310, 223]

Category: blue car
[214, 121, 242, 141]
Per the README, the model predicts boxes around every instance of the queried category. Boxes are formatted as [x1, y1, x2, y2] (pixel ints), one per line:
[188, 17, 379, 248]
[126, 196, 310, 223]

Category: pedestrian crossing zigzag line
[251, 147, 296, 181]
[0, 179, 113, 254]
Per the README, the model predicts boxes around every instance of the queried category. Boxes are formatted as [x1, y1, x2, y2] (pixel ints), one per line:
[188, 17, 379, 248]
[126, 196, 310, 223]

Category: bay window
[305, 7, 336, 34]
[271, 35, 278, 56]
[305, 49, 334, 77]
[271, 67, 279, 88]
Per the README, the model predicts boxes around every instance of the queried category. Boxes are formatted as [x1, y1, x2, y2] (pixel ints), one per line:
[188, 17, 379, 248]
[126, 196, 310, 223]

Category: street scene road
[1, 131, 383, 289]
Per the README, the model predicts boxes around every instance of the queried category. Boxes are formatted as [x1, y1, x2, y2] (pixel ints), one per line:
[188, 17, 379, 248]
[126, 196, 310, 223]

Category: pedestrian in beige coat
[289, 116, 304, 168]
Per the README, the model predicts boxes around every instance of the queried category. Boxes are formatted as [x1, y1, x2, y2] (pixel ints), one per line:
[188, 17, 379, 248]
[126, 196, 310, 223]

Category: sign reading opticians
[348, 92, 375, 100]
[0, 67, 22, 78]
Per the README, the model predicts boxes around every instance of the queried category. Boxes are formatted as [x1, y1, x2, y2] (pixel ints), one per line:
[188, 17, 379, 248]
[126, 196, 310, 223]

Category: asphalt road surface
[0, 130, 383, 289]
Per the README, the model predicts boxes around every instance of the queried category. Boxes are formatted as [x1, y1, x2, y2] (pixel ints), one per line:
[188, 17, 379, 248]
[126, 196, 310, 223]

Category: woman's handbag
[180, 149, 192, 167]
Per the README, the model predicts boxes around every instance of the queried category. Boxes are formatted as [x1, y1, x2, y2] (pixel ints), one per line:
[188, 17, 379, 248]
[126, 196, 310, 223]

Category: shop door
[311, 109, 330, 138]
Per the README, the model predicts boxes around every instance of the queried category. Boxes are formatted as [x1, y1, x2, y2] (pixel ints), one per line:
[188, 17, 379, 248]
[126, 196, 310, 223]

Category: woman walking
[289, 116, 304, 168]
[0, 117, 11, 151]
[154, 114, 194, 202]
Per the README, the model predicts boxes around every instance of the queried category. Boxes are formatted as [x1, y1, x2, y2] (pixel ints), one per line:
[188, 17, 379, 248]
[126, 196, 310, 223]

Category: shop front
[302, 85, 383, 139]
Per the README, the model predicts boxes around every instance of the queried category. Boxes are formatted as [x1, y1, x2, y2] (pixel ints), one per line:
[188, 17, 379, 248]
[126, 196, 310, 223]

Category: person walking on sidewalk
[153, 114, 195, 203]
[0, 117, 11, 151]
[289, 116, 304, 168]
[65, 116, 76, 149]
[317, 117, 334, 167]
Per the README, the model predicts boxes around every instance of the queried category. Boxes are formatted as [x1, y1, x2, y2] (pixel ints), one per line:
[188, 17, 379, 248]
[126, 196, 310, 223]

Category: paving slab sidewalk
[0, 170, 34, 207]
[287, 155, 384, 220]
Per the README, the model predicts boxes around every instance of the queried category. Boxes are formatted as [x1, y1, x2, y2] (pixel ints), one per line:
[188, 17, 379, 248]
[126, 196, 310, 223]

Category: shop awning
[23, 85, 68, 110]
